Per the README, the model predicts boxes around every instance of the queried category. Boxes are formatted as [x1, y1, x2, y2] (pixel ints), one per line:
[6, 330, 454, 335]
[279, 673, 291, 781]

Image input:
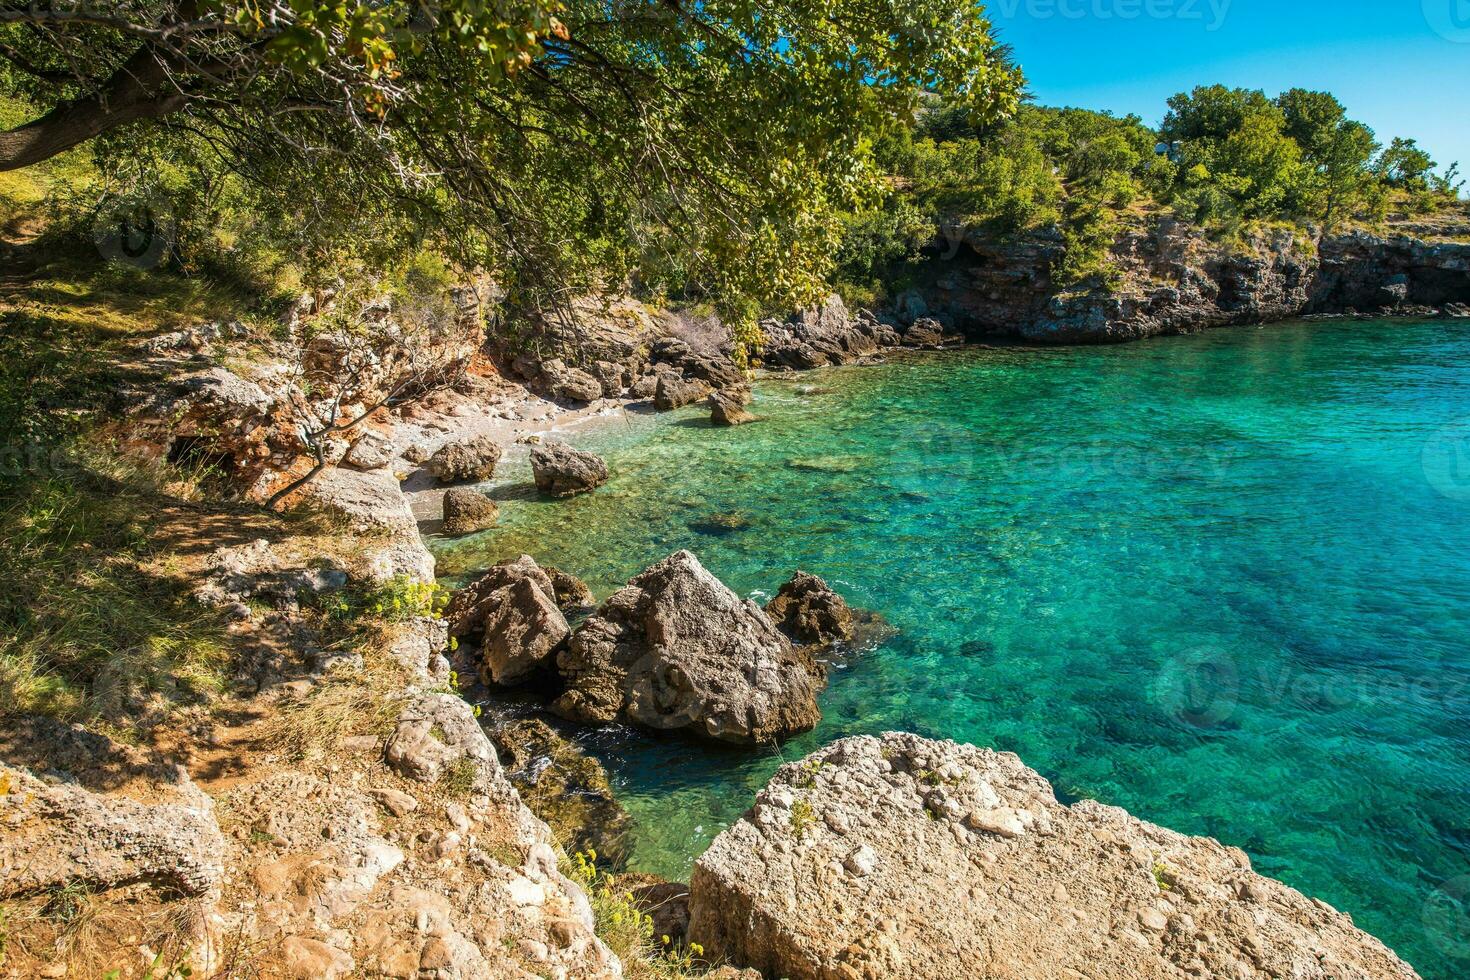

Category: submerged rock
[428, 434, 502, 484]
[531, 441, 609, 498]
[490, 719, 632, 867]
[442, 487, 499, 536]
[553, 551, 823, 744]
[689, 511, 753, 537]
[688, 732, 1420, 980]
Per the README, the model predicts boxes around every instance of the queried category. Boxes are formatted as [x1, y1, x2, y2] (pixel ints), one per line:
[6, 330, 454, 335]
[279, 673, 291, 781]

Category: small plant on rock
[438, 757, 480, 798]
[790, 799, 816, 839]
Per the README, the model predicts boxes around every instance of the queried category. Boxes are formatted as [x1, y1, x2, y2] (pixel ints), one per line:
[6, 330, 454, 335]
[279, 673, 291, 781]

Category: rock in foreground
[554, 551, 822, 744]
[688, 732, 1419, 980]
[531, 441, 609, 497]
[0, 763, 224, 899]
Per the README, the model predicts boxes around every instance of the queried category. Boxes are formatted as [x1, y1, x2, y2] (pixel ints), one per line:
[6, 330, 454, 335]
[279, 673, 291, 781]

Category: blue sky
[992, 0, 1470, 174]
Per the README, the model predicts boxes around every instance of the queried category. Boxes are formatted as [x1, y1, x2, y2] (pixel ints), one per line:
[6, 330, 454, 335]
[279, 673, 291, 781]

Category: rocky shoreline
[7, 220, 1465, 978]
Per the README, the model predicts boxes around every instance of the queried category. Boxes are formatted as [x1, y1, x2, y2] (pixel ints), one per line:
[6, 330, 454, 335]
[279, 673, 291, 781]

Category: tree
[1160, 85, 1306, 220]
[0, 0, 1023, 323]
[1377, 137, 1437, 190]
[1275, 88, 1347, 158]
[1273, 90, 1379, 227]
[1314, 120, 1381, 227]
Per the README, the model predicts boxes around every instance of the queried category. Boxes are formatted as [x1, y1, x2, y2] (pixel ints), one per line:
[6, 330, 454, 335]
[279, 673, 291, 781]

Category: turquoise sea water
[434, 319, 1470, 978]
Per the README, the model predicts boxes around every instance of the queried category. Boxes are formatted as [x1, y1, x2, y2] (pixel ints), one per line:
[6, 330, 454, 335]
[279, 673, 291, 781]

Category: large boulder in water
[709, 387, 757, 426]
[444, 554, 571, 684]
[441, 487, 498, 536]
[688, 732, 1420, 980]
[553, 551, 823, 744]
[530, 441, 609, 497]
[764, 571, 854, 647]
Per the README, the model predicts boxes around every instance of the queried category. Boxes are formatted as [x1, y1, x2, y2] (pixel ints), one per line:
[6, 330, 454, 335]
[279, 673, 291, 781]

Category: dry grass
[258, 651, 409, 765]
[0, 455, 235, 732]
[0, 883, 208, 980]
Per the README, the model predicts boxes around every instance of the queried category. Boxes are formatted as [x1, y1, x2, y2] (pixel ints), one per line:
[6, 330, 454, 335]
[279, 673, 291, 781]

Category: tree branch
[0, 45, 187, 170]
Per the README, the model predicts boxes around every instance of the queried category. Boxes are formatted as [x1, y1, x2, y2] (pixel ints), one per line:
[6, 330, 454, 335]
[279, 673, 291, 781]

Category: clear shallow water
[434, 319, 1470, 978]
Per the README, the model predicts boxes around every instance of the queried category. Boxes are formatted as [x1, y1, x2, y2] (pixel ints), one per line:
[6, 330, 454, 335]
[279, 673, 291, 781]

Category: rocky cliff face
[897, 220, 1470, 345]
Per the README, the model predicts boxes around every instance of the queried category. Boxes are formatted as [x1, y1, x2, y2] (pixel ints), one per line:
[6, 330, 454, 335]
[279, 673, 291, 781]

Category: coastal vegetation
[1, 3, 1468, 978]
[835, 86, 1466, 294]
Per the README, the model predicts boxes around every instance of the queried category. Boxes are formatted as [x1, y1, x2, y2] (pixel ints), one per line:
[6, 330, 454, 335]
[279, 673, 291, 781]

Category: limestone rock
[709, 388, 757, 426]
[475, 576, 571, 685]
[442, 487, 499, 536]
[764, 571, 855, 647]
[530, 441, 609, 497]
[428, 434, 502, 484]
[543, 359, 605, 403]
[759, 294, 885, 370]
[0, 763, 224, 899]
[553, 551, 823, 744]
[648, 337, 746, 389]
[543, 565, 597, 612]
[385, 693, 499, 785]
[687, 732, 1420, 980]
[902, 317, 947, 347]
[342, 430, 395, 471]
[299, 467, 419, 536]
[446, 555, 558, 637]
[654, 374, 711, 411]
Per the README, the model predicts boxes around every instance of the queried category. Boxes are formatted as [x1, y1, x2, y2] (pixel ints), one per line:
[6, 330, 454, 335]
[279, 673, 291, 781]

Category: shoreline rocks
[553, 551, 823, 744]
[428, 433, 502, 484]
[490, 718, 633, 867]
[688, 732, 1420, 980]
[530, 441, 609, 498]
[442, 487, 499, 536]
[709, 387, 757, 426]
[444, 555, 579, 685]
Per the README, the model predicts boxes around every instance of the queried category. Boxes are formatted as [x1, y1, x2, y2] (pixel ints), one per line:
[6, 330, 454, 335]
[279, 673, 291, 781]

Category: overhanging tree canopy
[1, 0, 1022, 312]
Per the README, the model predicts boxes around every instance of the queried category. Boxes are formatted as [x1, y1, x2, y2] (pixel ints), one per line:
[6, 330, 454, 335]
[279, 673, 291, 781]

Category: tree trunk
[0, 47, 187, 171]
[264, 453, 330, 512]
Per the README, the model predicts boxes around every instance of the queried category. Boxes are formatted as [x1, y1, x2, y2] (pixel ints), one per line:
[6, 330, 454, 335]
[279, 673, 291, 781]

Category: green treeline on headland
[837, 86, 1464, 295]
